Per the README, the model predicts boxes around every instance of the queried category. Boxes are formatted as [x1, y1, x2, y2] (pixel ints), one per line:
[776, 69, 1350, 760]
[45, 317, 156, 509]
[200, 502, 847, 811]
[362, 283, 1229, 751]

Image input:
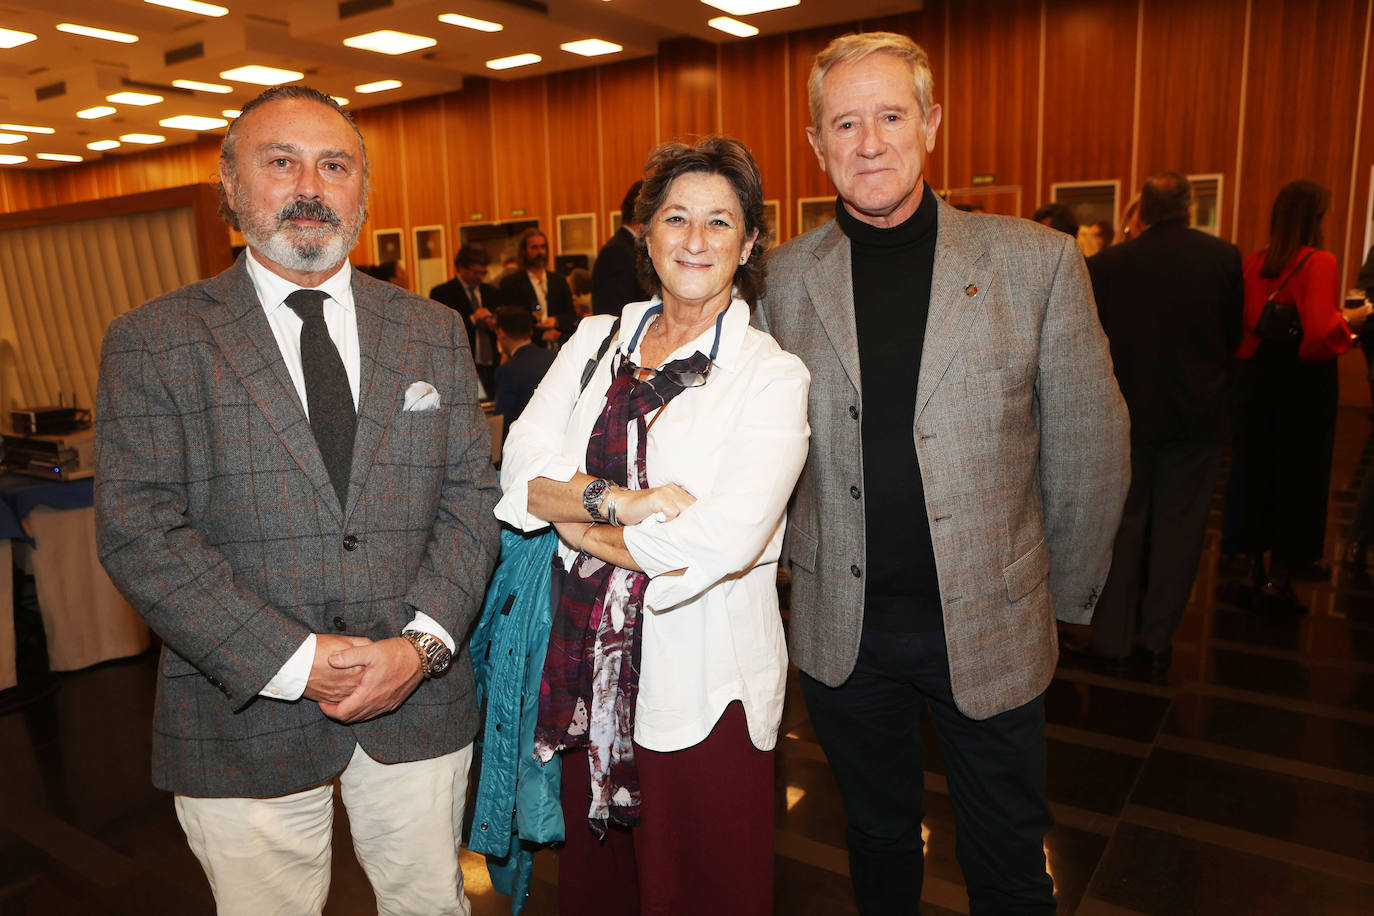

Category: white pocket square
[404, 380, 441, 411]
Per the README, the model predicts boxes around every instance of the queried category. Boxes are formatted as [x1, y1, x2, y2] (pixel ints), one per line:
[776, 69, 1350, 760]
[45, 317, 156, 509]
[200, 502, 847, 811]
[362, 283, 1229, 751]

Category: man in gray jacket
[756, 32, 1129, 915]
[95, 86, 499, 914]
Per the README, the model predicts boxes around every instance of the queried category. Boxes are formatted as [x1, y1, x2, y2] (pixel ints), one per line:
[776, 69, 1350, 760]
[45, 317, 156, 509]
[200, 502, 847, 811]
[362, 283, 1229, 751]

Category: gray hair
[808, 32, 935, 129]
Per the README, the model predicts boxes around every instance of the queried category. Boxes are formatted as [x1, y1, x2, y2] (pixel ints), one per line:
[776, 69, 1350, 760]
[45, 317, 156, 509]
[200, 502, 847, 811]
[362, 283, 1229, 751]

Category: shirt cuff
[404, 612, 456, 652]
[495, 456, 580, 531]
[260, 634, 315, 701]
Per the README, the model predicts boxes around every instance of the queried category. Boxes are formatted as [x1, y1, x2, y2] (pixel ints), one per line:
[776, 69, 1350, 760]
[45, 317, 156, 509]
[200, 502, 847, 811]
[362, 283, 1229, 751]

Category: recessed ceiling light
[120, 133, 165, 144]
[77, 106, 118, 119]
[222, 109, 242, 118]
[160, 114, 229, 130]
[144, 0, 228, 16]
[331, 96, 350, 107]
[220, 65, 304, 86]
[437, 13, 502, 33]
[708, 16, 759, 37]
[701, 0, 798, 14]
[173, 78, 233, 94]
[0, 133, 26, 144]
[343, 30, 436, 55]
[0, 155, 28, 165]
[561, 39, 622, 57]
[57, 23, 139, 43]
[1, 123, 53, 134]
[108, 91, 164, 106]
[87, 140, 121, 151]
[355, 79, 403, 94]
[486, 53, 541, 71]
[0, 29, 37, 49]
[37, 153, 83, 162]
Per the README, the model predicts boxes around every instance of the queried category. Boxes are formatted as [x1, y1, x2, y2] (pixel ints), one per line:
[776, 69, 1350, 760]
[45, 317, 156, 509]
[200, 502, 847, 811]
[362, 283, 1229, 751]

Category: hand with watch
[402, 630, 453, 678]
[581, 477, 696, 529]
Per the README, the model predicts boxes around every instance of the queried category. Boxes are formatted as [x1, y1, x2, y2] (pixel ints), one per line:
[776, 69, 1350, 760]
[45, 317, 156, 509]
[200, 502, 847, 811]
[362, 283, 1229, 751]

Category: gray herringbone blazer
[95, 256, 501, 797]
[756, 198, 1130, 720]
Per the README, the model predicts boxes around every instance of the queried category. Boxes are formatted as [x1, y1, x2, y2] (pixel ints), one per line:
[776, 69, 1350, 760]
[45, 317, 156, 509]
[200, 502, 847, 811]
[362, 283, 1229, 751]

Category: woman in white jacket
[494, 136, 810, 915]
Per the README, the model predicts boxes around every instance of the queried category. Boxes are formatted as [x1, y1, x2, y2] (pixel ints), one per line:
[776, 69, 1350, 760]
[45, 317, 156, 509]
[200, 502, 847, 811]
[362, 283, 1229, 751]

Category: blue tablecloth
[0, 474, 95, 544]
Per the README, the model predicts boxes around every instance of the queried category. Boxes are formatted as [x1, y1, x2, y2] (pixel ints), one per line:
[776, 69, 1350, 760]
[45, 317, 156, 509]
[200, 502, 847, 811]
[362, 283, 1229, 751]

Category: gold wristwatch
[402, 631, 452, 678]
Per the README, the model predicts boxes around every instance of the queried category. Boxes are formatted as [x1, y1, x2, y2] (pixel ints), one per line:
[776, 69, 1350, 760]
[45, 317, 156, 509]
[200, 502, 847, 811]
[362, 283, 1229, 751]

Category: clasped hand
[303, 633, 424, 724]
[610, 482, 696, 526]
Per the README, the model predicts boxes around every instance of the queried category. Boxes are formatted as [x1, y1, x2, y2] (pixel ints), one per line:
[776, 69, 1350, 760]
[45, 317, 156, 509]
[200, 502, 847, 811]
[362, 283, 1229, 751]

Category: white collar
[246, 249, 355, 314]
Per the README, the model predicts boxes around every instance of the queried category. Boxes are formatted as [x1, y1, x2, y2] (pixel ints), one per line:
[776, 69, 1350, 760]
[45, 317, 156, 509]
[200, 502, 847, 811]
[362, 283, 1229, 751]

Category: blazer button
[849, 405, 859, 420]
[850, 564, 861, 578]
[850, 485, 860, 499]
[332, 616, 347, 631]
[342, 534, 358, 551]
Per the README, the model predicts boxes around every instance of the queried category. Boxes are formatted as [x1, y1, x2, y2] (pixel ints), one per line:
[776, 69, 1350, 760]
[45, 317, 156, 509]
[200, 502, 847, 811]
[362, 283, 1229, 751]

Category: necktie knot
[285, 288, 327, 322]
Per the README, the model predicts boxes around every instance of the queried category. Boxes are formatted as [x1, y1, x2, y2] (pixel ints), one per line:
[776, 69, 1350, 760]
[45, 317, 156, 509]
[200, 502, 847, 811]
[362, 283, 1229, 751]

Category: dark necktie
[284, 289, 356, 508]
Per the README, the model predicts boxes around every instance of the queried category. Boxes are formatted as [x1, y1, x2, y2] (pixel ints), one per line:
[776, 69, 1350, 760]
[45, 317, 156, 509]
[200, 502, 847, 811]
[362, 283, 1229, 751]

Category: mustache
[276, 199, 342, 226]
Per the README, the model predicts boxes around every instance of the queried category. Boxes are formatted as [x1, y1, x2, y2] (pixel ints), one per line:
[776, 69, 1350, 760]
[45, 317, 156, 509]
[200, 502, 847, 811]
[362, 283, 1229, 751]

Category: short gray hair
[808, 32, 935, 129]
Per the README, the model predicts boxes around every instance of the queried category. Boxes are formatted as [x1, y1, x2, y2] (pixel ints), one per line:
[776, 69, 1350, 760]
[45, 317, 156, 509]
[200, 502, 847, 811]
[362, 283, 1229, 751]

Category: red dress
[1236, 246, 1349, 362]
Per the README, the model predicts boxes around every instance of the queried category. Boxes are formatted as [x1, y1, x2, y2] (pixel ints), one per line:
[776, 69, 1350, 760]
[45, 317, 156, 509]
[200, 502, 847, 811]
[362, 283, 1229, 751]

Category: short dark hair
[1032, 202, 1078, 237]
[494, 306, 534, 341]
[517, 228, 548, 269]
[217, 86, 368, 230]
[633, 136, 770, 308]
[1261, 179, 1330, 278]
[620, 181, 643, 227]
[455, 242, 490, 272]
[1140, 172, 1192, 227]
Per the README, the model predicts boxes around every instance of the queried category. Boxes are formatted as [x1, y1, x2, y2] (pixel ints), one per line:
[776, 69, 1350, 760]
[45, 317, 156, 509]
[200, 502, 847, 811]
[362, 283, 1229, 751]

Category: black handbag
[1254, 249, 1316, 342]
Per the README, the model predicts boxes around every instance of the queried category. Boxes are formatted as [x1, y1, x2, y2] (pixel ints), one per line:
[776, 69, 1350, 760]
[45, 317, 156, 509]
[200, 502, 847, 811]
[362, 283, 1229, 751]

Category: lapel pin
[964, 283, 978, 297]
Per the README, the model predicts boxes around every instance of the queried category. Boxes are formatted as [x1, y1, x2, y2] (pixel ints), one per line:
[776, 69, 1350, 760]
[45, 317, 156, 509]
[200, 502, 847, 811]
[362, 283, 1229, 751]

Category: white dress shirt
[495, 299, 811, 752]
[244, 251, 455, 701]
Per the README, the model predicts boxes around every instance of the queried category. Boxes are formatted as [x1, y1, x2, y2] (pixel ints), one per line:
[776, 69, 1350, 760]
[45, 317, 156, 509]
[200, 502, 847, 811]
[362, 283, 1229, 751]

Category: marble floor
[3, 410, 1373, 914]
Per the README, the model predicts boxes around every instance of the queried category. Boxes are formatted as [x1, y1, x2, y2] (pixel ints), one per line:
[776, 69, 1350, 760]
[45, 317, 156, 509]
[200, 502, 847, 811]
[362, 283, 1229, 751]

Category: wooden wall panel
[720, 35, 790, 238]
[658, 38, 720, 144]
[352, 105, 406, 263]
[787, 23, 861, 204]
[1347, 4, 1374, 289]
[547, 67, 603, 244]
[1136, 0, 1247, 204]
[596, 58, 658, 221]
[489, 77, 550, 225]
[1041, 0, 1138, 202]
[1237, 0, 1369, 263]
[945, 0, 1041, 213]
[442, 82, 497, 225]
[399, 96, 451, 232]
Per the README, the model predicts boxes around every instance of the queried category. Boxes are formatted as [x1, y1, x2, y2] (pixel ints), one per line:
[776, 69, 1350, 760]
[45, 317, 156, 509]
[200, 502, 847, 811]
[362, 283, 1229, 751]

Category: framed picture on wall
[940, 185, 1024, 217]
[798, 197, 834, 236]
[1186, 174, 1224, 237]
[610, 210, 622, 235]
[413, 225, 446, 296]
[1050, 180, 1119, 255]
[557, 213, 597, 260]
[372, 228, 403, 268]
[763, 200, 780, 239]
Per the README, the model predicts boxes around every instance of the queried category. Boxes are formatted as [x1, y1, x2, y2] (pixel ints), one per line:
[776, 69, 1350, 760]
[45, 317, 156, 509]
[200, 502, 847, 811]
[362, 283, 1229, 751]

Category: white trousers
[175, 742, 473, 916]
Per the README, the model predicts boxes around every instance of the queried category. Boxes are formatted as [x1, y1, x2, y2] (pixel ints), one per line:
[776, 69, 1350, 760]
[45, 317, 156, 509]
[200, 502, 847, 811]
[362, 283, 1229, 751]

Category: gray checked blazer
[95, 256, 501, 797]
[756, 197, 1130, 720]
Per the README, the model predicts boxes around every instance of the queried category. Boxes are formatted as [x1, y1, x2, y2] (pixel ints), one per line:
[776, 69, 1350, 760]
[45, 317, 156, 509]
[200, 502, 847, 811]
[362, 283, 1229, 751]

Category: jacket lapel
[803, 222, 863, 393]
[200, 258, 342, 517]
[916, 200, 992, 422]
[347, 278, 408, 520]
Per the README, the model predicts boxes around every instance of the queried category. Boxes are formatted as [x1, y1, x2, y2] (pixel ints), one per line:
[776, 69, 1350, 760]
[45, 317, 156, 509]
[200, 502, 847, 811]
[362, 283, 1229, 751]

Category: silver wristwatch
[402, 631, 452, 678]
[583, 477, 611, 523]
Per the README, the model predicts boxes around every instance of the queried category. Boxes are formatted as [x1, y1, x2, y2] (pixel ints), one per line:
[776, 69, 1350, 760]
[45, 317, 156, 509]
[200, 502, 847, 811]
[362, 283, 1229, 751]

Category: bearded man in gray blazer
[756, 33, 1129, 915]
[95, 86, 499, 915]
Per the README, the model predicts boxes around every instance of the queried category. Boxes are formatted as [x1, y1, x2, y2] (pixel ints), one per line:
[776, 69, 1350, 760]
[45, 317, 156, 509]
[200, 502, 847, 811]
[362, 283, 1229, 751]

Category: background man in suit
[591, 180, 648, 317]
[499, 227, 575, 346]
[1075, 173, 1242, 676]
[755, 33, 1129, 915]
[94, 85, 500, 914]
[492, 305, 556, 436]
[431, 242, 501, 396]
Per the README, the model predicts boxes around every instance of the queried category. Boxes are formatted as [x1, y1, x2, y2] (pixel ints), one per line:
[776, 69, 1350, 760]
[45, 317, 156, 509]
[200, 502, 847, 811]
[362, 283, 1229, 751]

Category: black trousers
[801, 627, 1056, 916]
[1092, 439, 1221, 657]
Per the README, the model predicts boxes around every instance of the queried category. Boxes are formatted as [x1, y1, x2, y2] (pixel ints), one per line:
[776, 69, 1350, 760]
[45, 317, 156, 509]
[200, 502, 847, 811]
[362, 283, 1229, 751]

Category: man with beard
[498, 227, 575, 345]
[93, 86, 500, 914]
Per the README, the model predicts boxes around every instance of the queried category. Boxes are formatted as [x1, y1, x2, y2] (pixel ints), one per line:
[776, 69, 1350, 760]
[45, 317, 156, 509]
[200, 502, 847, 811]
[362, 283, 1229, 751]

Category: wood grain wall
[2, 0, 1372, 289]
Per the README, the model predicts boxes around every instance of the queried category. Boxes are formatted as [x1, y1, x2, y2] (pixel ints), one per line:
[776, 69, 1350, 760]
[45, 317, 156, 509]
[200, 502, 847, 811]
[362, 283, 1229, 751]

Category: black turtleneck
[837, 183, 942, 633]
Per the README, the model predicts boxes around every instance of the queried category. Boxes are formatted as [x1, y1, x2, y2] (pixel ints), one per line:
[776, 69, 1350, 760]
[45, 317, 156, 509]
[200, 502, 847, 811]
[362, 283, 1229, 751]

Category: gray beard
[237, 195, 362, 275]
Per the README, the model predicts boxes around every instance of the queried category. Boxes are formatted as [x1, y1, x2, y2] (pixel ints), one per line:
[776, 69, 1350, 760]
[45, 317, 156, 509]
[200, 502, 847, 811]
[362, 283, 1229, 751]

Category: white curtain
[0, 206, 200, 414]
